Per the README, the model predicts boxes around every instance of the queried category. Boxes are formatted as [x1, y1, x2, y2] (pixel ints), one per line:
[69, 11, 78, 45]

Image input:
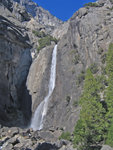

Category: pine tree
[73, 69, 106, 150]
[105, 43, 113, 146]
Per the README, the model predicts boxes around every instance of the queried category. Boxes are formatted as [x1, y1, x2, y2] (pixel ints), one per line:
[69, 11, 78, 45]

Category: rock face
[12, 2, 31, 22]
[13, 0, 63, 26]
[0, 1, 32, 126]
[27, 45, 54, 112]
[52, 21, 69, 39]
[0, 0, 64, 128]
[26, 0, 113, 133]
[11, 0, 64, 59]
[45, 0, 113, 132]
[101, 145, 113, 150]
[1, 0, 13, 12]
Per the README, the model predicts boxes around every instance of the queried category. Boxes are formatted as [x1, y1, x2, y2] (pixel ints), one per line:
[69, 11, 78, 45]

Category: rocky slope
[0, 127, 113, 149]
[0, 126, 75, 150]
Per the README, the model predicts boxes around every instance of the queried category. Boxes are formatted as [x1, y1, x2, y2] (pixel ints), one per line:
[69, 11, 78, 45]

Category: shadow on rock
[35, 142, 58, 150]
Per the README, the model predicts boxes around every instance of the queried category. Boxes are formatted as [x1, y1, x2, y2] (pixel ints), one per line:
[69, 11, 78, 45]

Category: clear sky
[32, 0, 96, 21]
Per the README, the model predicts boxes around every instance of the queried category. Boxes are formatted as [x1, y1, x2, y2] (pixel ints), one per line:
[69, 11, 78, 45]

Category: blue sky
[33, 0, 96, 21]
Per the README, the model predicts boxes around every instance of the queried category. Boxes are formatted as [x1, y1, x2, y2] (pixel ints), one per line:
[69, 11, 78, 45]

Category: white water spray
[30, 45, 57, 130]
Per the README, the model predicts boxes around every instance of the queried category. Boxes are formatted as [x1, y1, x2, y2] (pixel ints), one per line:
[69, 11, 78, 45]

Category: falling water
[30, 45, 57, 131]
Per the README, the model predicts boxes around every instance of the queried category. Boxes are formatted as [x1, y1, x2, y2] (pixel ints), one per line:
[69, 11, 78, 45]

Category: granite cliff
[0, 0, 62, 127]
[1, 0, 113, 149]
[0, 3, 32, 127]
[27, 0, 113, 132]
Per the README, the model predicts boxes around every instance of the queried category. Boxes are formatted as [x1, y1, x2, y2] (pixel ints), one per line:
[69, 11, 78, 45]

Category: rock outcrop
[12, 2, 31, 22]
[9, 0, 65, 59]
[101, 145, 113, 150]
[13, 0, 63, 27]
[0, 1, 32, 127]
[27, 45, 54, 112]
[52, 21, 69, 39]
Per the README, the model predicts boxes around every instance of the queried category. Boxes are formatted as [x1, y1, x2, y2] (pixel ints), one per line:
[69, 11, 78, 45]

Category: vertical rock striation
[0, 14, 32, 126]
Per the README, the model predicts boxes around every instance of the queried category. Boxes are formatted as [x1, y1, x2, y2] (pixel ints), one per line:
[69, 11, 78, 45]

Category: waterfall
[30, 45, 57, 131]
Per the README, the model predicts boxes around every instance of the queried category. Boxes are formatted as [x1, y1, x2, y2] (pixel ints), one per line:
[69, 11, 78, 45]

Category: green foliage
[32, 30, 58, 52]
[105, 43, 113, 112]
[59, 132, 71, 141]
[73, 69, 106, 149]
[106, 119, 113, 147]
[38, 36, 51, 50]
[89, 63, 98, 74]
[84, 2, 99, 7]
[37, 35, 58, 52]
[96, 75, 108, 91]
[73, 119, 85, 149]
[73, 43, 113, 148]
[101, 66, 106, 75]
[105, 43, 113, 146]
[32, 30, 46, 38]
[106, 43, 113, 77]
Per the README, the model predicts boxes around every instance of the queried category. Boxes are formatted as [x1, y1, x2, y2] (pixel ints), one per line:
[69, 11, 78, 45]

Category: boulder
[101, 145, 113, 150]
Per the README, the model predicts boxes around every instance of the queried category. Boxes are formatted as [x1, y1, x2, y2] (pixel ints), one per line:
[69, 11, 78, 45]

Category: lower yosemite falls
[30, 45, 57, 130]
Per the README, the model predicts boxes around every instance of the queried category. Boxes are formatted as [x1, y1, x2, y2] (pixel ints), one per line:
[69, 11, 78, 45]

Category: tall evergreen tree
[105, 43, 113, 146]
[73, 69, 106, 150]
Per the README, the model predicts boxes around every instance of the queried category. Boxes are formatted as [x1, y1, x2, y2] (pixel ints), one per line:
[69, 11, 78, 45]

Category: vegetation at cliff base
[73, 69, 106, 150]
[89, 63, 98, 74]
[105, 43, 113, 147]
[59, 132, 71, 141]
[73, 43, 113, 149]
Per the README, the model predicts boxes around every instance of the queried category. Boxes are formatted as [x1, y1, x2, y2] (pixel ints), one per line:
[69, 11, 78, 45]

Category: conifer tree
[73, 69, 106, 150]
[105, 43, 113, 146]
